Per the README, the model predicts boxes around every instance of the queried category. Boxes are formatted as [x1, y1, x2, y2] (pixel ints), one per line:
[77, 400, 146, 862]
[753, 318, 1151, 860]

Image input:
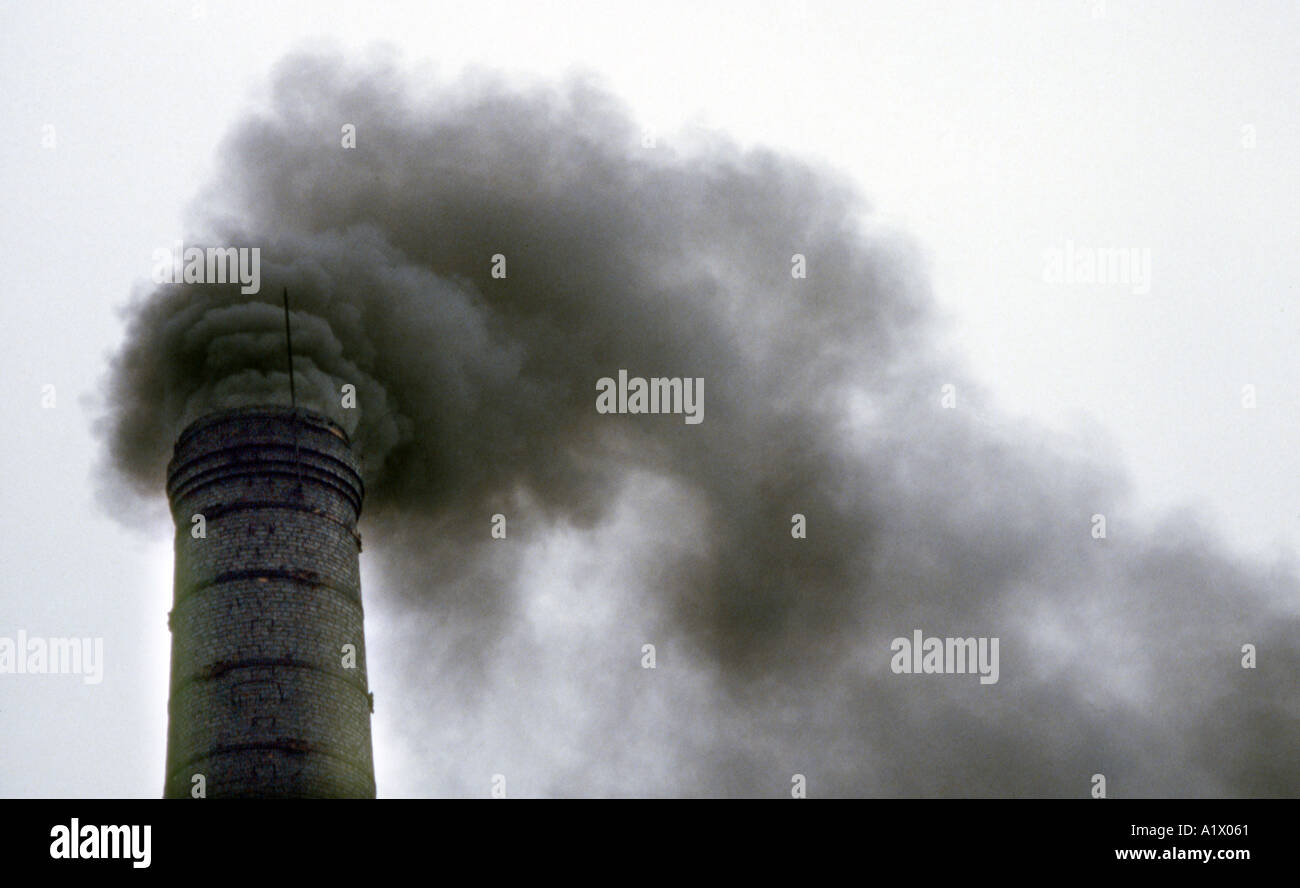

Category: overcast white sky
[1, 0, 1296, 797]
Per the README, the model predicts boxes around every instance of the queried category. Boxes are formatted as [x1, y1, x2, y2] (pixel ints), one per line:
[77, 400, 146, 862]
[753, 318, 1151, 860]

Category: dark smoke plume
[98, 49, 1298, 797]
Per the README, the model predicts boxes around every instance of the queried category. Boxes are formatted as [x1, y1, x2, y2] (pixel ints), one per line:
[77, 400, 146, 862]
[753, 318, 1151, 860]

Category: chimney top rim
[173, 405, 350, 448]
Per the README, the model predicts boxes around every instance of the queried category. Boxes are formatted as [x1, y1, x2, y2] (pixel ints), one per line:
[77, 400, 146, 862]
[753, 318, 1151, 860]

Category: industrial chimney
[163, 405, 376, 798]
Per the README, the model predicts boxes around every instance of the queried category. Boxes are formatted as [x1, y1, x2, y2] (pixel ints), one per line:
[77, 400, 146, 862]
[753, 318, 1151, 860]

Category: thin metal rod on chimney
[282, 286, 297, 410]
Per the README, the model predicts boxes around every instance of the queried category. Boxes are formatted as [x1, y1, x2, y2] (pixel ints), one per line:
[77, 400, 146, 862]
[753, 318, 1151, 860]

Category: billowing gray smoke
[98, 50, 1298, 797]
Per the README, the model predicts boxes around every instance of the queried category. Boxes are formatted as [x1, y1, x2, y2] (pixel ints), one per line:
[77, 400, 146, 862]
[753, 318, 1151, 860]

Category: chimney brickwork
[163, 406, 375, 798]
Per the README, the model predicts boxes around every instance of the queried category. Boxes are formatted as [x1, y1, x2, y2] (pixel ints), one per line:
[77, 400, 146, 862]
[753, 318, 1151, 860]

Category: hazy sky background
[1, 0, 1297, 797]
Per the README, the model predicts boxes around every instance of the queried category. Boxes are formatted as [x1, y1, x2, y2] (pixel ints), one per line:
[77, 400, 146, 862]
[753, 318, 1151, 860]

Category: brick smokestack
[163, 406, 376, 798]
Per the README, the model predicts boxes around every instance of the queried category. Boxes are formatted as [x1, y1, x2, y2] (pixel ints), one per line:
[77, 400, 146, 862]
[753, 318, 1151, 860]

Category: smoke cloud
[98, 49, 1298, 797]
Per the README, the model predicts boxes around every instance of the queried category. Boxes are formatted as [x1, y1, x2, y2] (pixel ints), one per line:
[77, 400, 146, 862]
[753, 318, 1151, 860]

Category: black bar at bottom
[1, 799, 1285, 874]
